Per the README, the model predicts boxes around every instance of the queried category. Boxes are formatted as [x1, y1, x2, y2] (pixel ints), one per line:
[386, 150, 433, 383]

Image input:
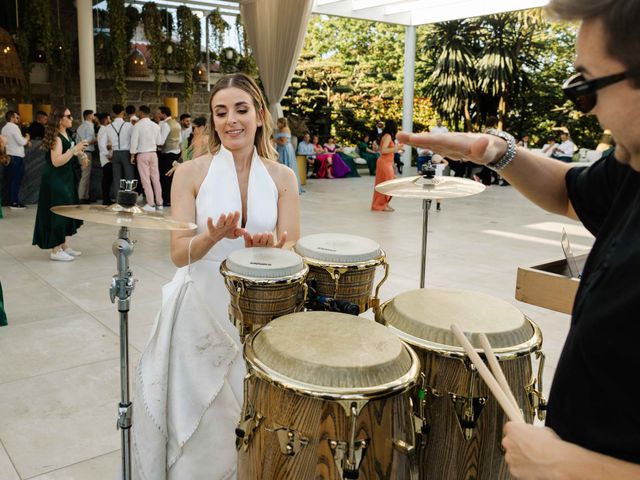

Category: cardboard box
[515, 254, 588, 315]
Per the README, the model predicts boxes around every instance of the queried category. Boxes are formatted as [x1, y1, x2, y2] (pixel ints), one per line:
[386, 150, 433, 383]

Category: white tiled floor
[0, 171, 592, 479]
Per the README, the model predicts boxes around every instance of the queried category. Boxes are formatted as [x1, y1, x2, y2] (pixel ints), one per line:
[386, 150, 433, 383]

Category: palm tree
[423, 20, 478, 131]
[476, 11, 544, 129]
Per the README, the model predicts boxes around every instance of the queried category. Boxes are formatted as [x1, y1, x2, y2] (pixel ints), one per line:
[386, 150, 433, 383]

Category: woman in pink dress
[372, 120, 403, 212]
[312, 135, 333, 178]
[323, 136, 351, 178]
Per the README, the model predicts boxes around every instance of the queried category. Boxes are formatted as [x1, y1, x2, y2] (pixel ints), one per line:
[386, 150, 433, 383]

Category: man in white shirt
[158, 106, 181, 206]
[100, 104, 134, 200]
[1, 110, 30, 209]
[431, 118, 449, 134]
[180, 113, 192, 144]
[75, 110, 97, 203]
[130, 105, 162, 211]
[550, 130, 577, 163]
[297, 133, 314, 156]
[96, 113, 114, 206]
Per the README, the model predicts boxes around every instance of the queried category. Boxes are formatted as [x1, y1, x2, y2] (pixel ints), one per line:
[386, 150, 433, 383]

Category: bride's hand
[206, 212, 244, 243]
[243, 231, 288, 248]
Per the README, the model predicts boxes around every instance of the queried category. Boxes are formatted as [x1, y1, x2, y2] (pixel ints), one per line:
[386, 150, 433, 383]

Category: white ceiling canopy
[312, 0, 550, 26]
[119, 1, 549, 24]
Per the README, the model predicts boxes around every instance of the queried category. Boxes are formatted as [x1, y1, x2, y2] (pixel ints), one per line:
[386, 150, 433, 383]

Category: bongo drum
[237, 312, 420, 480]
[294, 233, 389, 313]
[377, 288, 547, 480]
[221, 247, 308, 341]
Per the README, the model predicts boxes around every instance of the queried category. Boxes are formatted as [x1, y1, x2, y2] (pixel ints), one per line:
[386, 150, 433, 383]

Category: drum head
[226, 247, 304, 278]
[247, 312, 415, 393]
[383, 288, 533, 351]
[294, 233, 381, 264]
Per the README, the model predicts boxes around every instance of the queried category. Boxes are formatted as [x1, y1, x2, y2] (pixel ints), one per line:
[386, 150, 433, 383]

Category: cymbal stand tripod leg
[420, 199, 431, 288]
[110, 226, 136, 480]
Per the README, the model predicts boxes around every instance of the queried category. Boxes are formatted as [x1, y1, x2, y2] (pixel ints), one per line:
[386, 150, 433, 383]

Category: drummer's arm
[276, 164, 300, 250]
[170, 160, 243, 267]
[503, 422, 640, 479]
[397, 132, 578, 220]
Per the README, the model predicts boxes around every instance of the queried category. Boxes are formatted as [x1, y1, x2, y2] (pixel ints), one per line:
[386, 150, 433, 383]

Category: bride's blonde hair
[208, 73, 278, 161]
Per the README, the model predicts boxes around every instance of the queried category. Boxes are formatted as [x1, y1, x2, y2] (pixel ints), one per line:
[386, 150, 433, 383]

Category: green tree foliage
[283, 16, 434, 143]
[420, 10, 601, 147]
[283, 11, 602, 149]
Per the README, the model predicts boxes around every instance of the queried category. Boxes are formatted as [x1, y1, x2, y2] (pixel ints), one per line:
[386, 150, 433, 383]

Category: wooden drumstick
[479, 333, 521, 415]
[451, 324, 525, 424]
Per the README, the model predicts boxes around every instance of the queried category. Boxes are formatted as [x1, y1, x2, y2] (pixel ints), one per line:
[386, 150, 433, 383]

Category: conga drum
[376, 288, 547, 480]
[221, 247, 308, 341]
[237, 312, 420, 479]
[294, 233, 389, 312]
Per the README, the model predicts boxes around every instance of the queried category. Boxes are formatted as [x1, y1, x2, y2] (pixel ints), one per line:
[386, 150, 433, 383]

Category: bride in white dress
[132, 73, 300, 480]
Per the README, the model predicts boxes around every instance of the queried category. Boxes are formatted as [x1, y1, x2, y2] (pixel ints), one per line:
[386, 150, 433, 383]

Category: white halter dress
[132, 146, 278, 480]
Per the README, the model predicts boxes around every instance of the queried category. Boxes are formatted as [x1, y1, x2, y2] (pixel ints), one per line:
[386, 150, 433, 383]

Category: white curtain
[240, 0, 314, 123]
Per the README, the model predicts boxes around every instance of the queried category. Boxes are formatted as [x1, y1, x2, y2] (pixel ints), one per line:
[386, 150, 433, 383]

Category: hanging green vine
[208, 9, 228, 59]
[143, 2, 164, 98]
[125, 6, 141, 46]
[31, 0, 55, 67]
[193, 13, 202, 61]
[108, 0, 128, 105]
[52, 25, 72, 86]
[177, 6, 196, 106]
[159, 9, 174, 41]
[235, 14, 247, 57]
[235, 15, 257, 75]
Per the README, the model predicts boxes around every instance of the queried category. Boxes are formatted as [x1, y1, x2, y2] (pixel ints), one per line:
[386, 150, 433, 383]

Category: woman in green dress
[32, 107, 89, 261]
[357, 133, 380, 176]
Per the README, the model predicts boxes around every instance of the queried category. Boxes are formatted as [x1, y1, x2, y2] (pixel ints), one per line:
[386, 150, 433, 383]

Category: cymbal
[375, 175, 485, 199]
[51, 204, 197, 231]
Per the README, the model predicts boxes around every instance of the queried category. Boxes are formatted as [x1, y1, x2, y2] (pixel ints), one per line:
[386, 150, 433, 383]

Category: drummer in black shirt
[398, 0, 640, 477]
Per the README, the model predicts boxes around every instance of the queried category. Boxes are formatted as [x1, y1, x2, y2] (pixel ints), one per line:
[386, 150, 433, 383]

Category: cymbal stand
[110, 181, 138, 480]
[419, 163, 436, 288]
[420, 198, 432, 288]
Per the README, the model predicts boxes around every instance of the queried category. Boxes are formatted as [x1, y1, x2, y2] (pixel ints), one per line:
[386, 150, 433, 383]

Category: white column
[401, 25, 416, 173]
[76, 0, 96, 111]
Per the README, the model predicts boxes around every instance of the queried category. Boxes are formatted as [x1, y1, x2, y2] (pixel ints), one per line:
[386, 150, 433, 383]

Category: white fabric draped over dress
[132, 146, 278, 480]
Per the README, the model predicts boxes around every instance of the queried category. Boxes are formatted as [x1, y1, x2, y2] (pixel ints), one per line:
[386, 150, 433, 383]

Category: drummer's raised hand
[206, 212, 244, 243]
[396, 131, 507, 166]
[243, 231, 287, 248]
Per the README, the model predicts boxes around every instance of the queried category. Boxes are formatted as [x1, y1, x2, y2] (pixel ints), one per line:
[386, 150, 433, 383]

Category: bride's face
[211, 87, 263, 153]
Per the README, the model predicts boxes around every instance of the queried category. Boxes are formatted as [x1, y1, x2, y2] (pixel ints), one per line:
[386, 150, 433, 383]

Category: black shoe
[436, 203, 441, 211]
[10, 203, 26, 210]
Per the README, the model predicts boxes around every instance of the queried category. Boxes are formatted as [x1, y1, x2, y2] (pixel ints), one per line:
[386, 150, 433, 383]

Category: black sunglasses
[63, 114, 73, 119]
[562, 71, 633, 113]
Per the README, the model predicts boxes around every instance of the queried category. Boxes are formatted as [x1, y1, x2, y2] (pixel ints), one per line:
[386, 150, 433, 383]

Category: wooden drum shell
[221, 262, 308, 340]
[237, 376, 416, 480]
[415, 348, 535, 480]
[305, 253, 388, 313]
